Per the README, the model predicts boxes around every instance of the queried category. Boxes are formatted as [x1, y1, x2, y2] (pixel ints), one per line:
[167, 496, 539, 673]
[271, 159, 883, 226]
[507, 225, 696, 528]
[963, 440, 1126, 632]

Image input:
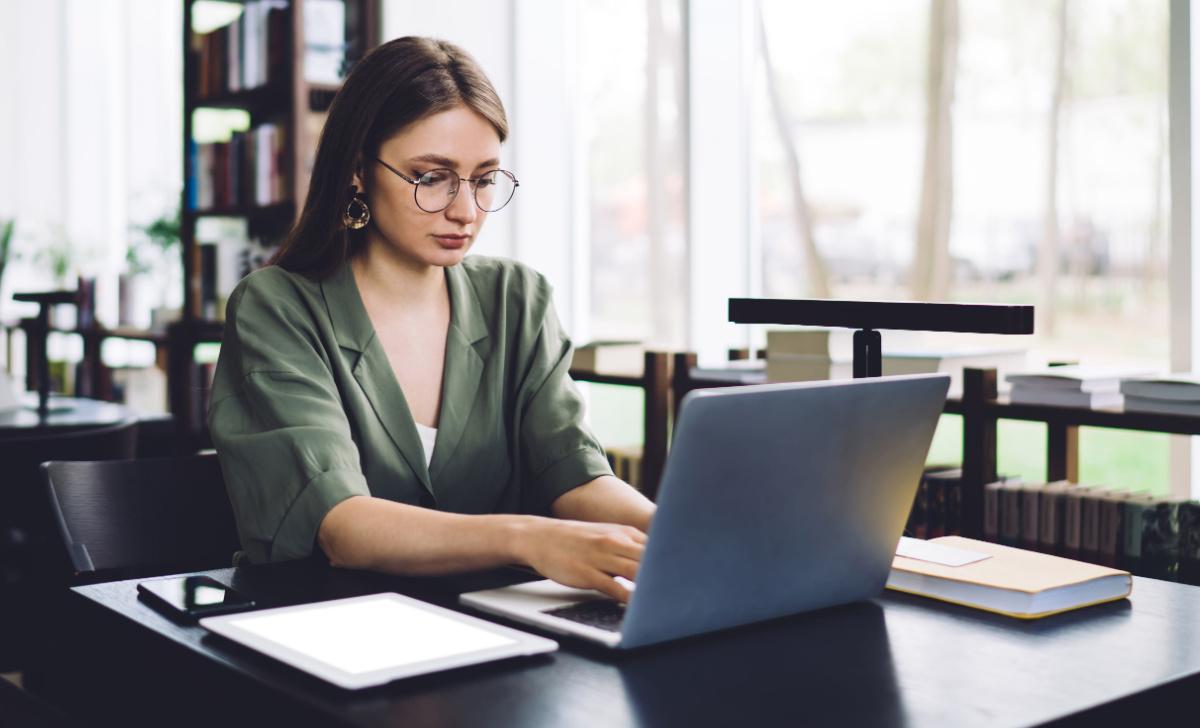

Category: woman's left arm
[551, 475, 656, 534]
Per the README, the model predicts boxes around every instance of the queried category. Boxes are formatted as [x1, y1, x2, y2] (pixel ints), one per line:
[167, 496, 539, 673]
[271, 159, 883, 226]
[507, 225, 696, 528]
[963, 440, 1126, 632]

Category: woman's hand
[515, 518, 647, 602]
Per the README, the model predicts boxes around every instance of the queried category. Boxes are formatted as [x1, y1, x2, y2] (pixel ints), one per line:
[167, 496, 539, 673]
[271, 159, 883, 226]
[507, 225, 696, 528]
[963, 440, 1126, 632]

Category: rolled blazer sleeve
[517, 285, 614, 512]
[208, 272, 370, 564]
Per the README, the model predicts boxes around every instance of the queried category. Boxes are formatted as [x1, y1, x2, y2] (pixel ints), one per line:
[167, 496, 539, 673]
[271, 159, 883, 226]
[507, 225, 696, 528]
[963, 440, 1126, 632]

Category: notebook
[886, 536, 1132, 619]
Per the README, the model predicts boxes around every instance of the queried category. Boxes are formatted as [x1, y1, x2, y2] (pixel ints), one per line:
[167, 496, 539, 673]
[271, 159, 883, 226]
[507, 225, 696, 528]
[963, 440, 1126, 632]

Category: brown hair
[270, 36, 508, 277]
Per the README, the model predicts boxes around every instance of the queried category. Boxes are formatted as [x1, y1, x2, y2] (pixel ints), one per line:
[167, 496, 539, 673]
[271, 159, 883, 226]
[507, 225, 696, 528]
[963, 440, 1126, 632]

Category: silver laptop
[461, 373, 951, 649]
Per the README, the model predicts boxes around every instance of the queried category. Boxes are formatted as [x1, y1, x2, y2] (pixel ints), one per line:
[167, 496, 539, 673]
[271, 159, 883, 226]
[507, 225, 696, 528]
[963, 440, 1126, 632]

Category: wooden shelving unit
[569, 351, 671, 499]
[169, 0, 378, 447]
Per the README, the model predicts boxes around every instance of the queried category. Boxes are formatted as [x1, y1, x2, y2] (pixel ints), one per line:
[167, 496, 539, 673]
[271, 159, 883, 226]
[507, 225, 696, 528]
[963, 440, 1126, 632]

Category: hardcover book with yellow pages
[888, 536, 1132, 619]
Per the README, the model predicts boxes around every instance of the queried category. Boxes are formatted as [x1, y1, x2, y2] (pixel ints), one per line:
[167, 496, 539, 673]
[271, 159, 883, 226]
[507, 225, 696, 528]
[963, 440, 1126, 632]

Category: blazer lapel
[428, 263, 491, 482]
[321, 261, 435, 496]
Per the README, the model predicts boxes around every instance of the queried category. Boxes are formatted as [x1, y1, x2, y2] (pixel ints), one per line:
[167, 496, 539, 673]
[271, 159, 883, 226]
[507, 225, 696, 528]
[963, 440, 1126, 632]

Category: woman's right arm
[318, 496, 646, 602]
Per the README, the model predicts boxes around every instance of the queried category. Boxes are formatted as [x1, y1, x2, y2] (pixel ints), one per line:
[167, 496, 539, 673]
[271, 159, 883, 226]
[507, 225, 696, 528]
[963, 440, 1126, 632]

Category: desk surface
[59, 563, 1200, 728]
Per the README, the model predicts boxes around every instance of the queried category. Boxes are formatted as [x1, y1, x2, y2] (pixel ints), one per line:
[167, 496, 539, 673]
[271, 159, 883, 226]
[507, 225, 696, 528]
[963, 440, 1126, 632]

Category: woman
[209, 37, 654, 603]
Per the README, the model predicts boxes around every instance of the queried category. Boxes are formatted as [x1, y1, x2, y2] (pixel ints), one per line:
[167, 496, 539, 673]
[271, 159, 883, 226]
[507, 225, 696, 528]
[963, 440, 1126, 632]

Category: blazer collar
[320, 259, 492, 495]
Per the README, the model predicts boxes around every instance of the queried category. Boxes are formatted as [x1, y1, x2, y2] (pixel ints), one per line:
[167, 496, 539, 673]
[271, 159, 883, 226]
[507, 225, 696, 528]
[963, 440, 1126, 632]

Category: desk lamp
[728, 299, 1035, 378]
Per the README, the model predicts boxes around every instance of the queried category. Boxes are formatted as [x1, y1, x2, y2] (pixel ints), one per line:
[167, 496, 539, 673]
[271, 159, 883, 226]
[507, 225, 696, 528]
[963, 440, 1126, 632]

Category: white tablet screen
[222, 595, 517, 675]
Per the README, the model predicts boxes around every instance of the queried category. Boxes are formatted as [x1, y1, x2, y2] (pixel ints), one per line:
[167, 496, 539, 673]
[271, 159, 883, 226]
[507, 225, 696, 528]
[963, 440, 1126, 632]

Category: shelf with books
[172, 0, 378, 446]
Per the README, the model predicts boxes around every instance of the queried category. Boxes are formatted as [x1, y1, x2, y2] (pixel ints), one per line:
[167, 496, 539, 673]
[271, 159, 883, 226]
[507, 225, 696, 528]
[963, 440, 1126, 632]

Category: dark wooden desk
[52, 564, 1200, 727]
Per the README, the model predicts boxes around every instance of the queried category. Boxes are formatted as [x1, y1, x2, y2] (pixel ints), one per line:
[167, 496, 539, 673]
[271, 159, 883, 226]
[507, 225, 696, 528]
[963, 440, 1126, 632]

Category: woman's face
[356, 105, 502, 269]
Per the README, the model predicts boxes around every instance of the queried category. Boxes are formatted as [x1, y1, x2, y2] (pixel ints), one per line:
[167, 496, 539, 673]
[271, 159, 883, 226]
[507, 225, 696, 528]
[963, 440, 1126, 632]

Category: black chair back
[0, 419, 138, 672]
[42, 452, 240, 580]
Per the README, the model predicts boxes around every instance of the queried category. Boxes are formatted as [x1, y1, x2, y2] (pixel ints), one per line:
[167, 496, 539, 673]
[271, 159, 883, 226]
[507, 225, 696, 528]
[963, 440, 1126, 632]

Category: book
[765, 354, 853, 383]
[1119, 493, 1158, 573]
[766, 328, 855, 358]
[1121, 396, 1200, 416]
[571, 341, 644, 375]
[1097, 492, 1132, 568]
[1019, 482, 1044, 550]
[1006, 366, 1147, 393]
[1080, 488, 1112, 563]
[1062, 485, 1095, 559]
[888, 536, 1133, 619]
[926, 470, 949, 538]
[1178, 501, 1200, 586]
[1118, 374, 1200, 402]
[999, 480, 1024, 547]
[924, 469, 963, 537]
[983, 480, 1004, 542]
[908, 474, 931, 540]
[1140, 497, 1184, 581]
[1008, 388, 1124, 409]
[604, 445, 643, 492]
[1037, 481, 1072, 554]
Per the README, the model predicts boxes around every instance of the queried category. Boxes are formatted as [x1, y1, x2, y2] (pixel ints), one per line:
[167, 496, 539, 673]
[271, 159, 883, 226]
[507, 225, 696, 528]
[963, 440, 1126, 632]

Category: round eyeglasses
[376, 158, 519, 213]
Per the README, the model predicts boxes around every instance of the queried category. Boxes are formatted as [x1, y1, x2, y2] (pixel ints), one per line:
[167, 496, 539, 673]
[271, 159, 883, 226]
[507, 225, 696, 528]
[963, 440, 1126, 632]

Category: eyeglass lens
[415, 169, 517, 213]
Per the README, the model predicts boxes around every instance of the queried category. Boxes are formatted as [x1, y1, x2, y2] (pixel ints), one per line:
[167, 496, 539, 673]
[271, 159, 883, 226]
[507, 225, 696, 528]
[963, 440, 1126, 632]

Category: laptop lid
[618, 373, 950, 648]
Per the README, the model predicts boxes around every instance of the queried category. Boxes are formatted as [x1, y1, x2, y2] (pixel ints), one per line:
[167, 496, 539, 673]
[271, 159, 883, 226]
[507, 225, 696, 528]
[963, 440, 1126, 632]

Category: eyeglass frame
[374, 158, 520, 213]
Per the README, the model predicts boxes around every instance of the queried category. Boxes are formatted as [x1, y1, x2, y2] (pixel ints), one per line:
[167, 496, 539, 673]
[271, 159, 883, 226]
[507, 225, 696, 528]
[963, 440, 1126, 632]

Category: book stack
[188, 123, 288, 210]
[194, 0, 288, 98]
[604, 445, 643, 493]
[1119, 374, 1200, 416]
[571, 341, 644, 376]
[1005, 367, 1140, 408]
[765, 328, 854, 383]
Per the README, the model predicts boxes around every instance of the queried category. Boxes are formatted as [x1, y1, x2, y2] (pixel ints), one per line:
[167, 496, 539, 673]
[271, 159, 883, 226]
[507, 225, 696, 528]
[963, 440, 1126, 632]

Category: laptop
[461, 373, 951, 649]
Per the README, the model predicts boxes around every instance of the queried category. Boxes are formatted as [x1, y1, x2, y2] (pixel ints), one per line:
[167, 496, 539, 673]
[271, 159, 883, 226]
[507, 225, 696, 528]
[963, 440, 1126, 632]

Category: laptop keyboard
[542, 599, 626, 632]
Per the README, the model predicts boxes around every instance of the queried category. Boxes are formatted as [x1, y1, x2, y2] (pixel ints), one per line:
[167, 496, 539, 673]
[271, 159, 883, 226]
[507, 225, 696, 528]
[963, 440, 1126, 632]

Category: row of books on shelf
[193, 0, 288, 100]
[187, 124, 289, 211]
[907, 467, 1200, 584]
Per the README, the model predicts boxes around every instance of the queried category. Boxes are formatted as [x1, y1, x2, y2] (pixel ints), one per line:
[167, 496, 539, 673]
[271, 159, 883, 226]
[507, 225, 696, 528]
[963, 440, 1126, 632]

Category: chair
[41, 452, 240, 582]
[0, 419, 138, 673]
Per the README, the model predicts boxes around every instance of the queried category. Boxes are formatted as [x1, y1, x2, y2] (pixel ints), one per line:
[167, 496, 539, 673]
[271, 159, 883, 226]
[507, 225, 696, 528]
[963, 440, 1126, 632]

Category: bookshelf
[673, 358, 1200, 538]
[170, 0, 379, 446]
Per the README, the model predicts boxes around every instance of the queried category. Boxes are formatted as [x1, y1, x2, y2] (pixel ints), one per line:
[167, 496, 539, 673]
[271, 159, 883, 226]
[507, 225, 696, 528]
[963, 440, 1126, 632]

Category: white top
[415, 422, 438, 467]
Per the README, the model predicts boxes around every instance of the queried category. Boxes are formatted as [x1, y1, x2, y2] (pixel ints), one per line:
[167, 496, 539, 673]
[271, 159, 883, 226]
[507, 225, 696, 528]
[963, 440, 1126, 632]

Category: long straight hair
[270, 37, 508, 278]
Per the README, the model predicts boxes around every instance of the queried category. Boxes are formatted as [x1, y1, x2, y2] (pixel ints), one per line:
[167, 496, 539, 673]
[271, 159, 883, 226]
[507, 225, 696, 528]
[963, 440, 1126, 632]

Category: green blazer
[208, 255, 613, 564]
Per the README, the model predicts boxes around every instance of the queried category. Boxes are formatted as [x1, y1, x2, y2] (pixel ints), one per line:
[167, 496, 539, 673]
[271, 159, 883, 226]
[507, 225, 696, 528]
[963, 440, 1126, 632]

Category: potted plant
[125, 207, 182, 328]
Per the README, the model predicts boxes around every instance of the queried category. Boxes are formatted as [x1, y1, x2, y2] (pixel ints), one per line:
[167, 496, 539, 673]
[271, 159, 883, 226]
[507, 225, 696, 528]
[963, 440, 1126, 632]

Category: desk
[46, 563, 1200, 727]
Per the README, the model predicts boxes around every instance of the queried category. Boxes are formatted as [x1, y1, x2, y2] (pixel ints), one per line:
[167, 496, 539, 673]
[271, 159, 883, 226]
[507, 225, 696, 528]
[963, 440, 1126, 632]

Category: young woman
[209, 37, 654, 603]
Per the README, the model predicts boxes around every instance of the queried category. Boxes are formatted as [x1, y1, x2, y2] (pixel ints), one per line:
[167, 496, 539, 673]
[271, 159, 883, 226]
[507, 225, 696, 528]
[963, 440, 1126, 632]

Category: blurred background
[0, 0, 1185, 492]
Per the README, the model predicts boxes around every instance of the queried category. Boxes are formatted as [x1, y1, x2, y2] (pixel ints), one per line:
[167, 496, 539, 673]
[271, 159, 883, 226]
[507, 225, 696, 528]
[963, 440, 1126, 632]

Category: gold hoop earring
[342, 194, 370, 230]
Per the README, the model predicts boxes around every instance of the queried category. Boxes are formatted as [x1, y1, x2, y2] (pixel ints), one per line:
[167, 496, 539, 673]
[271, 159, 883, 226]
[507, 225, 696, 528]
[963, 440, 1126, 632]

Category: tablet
[200, 592, 558, 689]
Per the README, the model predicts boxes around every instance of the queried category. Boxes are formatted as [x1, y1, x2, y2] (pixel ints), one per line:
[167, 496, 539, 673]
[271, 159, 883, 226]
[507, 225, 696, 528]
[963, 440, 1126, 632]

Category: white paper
[896, 536, 991, 567]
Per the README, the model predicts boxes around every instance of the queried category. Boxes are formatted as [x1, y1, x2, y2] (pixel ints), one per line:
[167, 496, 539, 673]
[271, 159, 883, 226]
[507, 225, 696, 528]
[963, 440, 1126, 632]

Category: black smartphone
[137, 575, 256, 621]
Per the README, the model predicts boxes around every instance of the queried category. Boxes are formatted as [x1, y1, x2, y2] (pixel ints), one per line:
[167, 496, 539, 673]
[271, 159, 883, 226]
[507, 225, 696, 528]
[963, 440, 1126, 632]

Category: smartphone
[137, 575, 256, 621]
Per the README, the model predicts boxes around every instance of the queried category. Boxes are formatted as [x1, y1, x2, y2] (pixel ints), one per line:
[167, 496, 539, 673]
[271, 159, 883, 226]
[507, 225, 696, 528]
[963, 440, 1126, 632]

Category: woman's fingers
[590, 571, 633, 603]
[598, 554, 639, 582]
